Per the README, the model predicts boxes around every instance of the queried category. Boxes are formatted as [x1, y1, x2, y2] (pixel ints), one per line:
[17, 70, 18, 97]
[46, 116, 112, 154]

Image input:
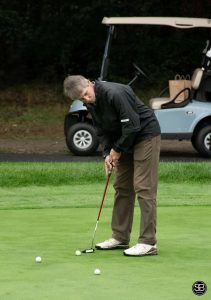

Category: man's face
[79, 81, 96, 103]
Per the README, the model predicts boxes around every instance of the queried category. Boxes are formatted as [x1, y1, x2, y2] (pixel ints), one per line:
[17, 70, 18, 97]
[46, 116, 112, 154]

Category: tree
[0, 0, 210, 86]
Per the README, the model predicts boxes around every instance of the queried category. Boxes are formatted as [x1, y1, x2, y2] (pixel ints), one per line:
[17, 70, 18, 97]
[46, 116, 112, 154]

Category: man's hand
[110, 149, 121, 167]
[104, 155, 113, 175]
[104, 149, 121, 175]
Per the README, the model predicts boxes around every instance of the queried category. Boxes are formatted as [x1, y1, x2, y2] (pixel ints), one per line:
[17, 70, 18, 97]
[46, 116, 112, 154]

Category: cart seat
[149, 68, 203, 109]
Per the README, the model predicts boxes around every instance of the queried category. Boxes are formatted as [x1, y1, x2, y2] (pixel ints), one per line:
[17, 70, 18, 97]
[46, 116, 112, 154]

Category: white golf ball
[75, 250, 81, 256]
[35, 256, 42, 263]
[94, 268, 101, 275]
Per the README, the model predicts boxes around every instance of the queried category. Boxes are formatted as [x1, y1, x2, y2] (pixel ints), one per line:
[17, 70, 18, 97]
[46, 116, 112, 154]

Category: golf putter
[82, 168, 112, 253]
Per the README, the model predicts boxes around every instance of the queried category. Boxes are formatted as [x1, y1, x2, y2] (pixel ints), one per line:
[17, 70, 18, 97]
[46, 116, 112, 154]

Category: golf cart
[64, 17, 211, 157]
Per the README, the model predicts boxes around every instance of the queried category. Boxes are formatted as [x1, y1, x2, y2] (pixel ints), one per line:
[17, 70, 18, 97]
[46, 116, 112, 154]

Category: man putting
[64, 75, 161, 257]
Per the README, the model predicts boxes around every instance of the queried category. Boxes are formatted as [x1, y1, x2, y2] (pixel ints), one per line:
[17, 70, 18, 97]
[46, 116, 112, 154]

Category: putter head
[81, 248, 95, 254]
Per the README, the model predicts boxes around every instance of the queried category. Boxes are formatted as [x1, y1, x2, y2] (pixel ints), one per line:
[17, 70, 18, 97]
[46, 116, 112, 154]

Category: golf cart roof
[102, 17, 211, 29]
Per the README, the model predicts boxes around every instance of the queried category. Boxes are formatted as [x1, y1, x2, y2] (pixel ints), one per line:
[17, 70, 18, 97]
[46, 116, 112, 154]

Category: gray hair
[63, 75, 88, 100]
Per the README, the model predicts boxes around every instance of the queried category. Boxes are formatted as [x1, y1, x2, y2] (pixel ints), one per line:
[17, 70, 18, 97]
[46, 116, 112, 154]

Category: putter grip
[97, 172, 111, 221]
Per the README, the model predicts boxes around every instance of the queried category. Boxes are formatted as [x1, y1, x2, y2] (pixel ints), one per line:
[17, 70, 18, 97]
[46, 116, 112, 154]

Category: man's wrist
[112, 146, 121, 153]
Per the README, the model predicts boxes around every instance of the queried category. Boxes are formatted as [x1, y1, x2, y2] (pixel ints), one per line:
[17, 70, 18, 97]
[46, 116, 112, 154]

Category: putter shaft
[90, 171, 112, 248]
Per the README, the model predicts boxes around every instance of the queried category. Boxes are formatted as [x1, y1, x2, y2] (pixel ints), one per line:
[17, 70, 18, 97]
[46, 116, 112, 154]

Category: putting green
[0, 206, 210, 300]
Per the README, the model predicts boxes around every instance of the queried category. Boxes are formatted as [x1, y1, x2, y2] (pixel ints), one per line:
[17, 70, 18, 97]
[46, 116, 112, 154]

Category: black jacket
[86, 80, 160, 156]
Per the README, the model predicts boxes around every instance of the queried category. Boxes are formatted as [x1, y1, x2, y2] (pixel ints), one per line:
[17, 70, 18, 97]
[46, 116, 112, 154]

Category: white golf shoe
[95, 238, 129, 250]
[123, 243, 157, 257]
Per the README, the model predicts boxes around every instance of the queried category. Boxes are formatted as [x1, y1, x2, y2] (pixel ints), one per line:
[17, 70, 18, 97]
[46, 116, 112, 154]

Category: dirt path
[0, 137, 68, 154]
[0, 137, 197, 155]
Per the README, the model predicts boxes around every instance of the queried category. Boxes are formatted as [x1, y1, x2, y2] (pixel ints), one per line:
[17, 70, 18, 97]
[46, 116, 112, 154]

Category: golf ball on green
[94, 268, 101, 275]
[75, 250, 81, 256]
[35, 256, 42, 263]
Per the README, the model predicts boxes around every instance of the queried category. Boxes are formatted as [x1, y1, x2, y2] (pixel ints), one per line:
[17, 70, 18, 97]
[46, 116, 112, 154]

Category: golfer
[64, 75, 161, 257]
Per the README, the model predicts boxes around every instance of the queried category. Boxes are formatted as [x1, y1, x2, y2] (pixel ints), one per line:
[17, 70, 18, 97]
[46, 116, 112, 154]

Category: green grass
[0, 182, 211, 210]
[0, 207, 210, 300]
[0, 162, 211, 299]
[0, 161, 211, 187]
[0, 162, 105, 187]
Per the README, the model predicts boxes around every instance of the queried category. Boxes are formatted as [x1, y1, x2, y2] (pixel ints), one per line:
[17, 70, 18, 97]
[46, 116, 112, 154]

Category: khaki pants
[112, 135, 161, 245]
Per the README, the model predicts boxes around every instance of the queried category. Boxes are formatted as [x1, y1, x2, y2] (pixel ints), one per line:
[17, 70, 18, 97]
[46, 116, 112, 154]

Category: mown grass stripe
[0, 161, 210, 187]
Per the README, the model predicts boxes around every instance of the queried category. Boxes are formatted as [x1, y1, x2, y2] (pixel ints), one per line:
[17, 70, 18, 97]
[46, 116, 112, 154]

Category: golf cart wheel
[66, 122, 99, 156]
[191, 135, 198, 152]
[193, 125, 211, 158]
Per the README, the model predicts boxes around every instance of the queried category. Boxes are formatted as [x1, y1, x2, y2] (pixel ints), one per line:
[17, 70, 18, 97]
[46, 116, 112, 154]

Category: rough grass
[0, 161, 210, 187]
[0, 83, 65, 106]
[0, 83, 69, 139]
[0, 103, 67, 138]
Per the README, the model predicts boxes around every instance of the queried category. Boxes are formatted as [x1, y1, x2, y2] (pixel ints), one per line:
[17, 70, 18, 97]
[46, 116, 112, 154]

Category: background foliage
[0, 0, 211, 90]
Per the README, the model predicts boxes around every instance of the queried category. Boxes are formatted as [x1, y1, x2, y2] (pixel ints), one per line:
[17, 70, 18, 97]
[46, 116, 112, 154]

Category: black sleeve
[111, 86, 141, 152]
[96, 126, 113, 157]
[86, 103, 113, 157]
